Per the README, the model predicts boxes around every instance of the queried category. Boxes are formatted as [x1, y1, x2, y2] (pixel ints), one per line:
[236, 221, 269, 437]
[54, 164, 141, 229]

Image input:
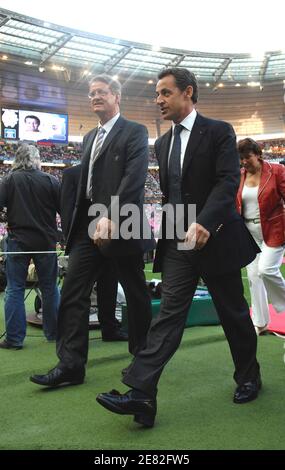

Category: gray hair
[12, 144, 41, 171]
[89, 74, 121, 98]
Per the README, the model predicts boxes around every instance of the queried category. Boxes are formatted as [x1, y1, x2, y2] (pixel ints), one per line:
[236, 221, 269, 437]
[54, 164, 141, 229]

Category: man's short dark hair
[158, 67, 198, 104]
[237, 138, 262, 157]
[24, 115, 40, 126]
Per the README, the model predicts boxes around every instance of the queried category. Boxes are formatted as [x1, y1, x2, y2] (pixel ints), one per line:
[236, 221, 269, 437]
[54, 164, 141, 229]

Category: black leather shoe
[30, 366, 85, 387]
[102, 329, 128, 342]
[233, 375, 262, 404]
[0, 340, 23, 350]
[96, 389, 156, 427]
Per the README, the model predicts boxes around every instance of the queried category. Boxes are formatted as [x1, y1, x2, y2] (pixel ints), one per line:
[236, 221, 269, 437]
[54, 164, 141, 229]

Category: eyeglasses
[88, 89, 110, 99]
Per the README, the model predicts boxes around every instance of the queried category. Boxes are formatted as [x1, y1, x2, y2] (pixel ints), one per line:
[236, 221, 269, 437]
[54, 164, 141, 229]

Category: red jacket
[236, 160, 285, 247]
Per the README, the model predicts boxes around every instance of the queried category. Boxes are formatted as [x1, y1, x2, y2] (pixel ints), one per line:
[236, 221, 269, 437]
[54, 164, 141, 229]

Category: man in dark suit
[60, 164, 127, 341]
[30, 74, 154, 387]
[96, 68, 261, 428]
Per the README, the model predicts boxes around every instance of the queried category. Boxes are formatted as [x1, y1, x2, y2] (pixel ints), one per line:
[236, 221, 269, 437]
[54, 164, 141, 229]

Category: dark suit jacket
[153, 113, 259, 275]
[60, 164, 82, 239]
[65, 116, 155, 256]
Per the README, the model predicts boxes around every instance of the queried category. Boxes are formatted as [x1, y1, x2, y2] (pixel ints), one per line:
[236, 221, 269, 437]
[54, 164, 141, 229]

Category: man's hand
[93, 217, 116, 248]
[184, 222, 210, 250]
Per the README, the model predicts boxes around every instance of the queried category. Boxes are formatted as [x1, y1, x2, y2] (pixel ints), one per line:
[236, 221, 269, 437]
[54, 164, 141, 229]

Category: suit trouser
[245, 221, 285, 327]
[56, 222, 152, 370]
[123, 239, 260, 397]
[96, 263, 119, 334]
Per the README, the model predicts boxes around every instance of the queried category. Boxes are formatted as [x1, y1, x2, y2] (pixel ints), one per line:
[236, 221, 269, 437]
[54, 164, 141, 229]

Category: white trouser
[246, 221, 285, 327]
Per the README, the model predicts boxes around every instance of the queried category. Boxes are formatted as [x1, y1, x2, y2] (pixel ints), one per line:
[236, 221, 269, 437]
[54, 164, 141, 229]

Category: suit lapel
[78, 128, 97, 201]
[158, 129, 172, 193]
[157, 114, 207, 190]
[82, 116, 125, 167]
[82, 128, 97, 166]
[258, 161, 272, 198]
[97, 116, 125, 160]
[182, 113, 207, 176]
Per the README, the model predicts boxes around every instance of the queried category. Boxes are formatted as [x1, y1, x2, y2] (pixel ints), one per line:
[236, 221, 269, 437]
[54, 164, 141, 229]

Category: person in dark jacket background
[0, 144, 60, 349]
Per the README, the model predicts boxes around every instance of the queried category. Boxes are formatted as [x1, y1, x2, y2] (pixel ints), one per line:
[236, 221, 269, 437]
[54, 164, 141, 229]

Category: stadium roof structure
[1, 7, 285, 89]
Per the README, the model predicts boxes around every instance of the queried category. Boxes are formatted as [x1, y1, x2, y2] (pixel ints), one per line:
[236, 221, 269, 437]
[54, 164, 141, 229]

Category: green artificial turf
[0, 266, 285, 450]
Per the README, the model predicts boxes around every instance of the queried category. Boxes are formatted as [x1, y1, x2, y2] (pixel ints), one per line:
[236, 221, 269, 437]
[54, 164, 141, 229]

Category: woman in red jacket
[237, 138, 285, 335]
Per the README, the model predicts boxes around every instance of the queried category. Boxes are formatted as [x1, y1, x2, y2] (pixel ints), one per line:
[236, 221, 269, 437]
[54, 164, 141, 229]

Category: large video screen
[1, 109, 19, 140]
[18, 110, 68, 144]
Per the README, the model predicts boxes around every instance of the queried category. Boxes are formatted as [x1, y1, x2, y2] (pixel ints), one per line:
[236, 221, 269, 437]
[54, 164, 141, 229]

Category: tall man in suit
[30, 74, 154, 387]
[60, 164, 127, 341]
[96, 68, 261, 428]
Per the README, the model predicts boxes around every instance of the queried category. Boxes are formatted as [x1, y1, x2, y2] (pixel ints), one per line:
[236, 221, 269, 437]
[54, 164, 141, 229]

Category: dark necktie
[168, 124, 184, 204]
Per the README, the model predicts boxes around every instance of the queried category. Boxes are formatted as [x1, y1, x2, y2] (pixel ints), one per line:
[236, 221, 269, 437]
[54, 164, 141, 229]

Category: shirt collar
[172, 108, 197, 133]
[99, 112, 120, 134]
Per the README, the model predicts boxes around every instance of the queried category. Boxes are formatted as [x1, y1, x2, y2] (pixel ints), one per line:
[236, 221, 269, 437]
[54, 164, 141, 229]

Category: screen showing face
[18, 110, 68, 144]
[1, 108, 19, 139]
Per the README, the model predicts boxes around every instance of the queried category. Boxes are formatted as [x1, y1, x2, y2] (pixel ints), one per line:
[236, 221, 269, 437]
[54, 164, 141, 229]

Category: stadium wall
[1, 62, 284, 140]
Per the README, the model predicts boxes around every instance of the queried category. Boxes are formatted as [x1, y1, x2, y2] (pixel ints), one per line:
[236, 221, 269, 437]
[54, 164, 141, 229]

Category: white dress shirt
[168, 108, 197, 169]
